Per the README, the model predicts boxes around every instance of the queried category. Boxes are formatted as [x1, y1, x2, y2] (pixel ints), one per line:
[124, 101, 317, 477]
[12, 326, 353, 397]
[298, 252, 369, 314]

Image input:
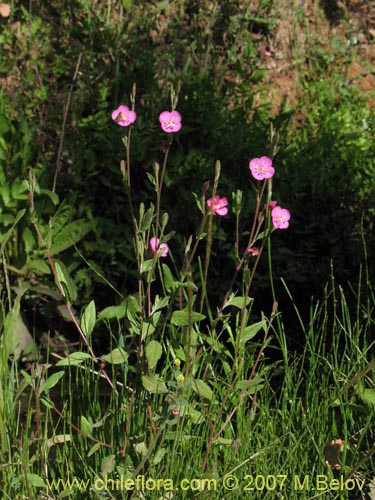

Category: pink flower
[249, 156, 275, 180]
[272, 206, 291, 229]
[172, 408, 180, 417]
[112, 105, 137, 127]
[150, 237, 169, 257]
[206, 195, 228, 216]
[159, 110, 182, 133]
[247, 247, 260, 256]
[268, 200, 277, 208]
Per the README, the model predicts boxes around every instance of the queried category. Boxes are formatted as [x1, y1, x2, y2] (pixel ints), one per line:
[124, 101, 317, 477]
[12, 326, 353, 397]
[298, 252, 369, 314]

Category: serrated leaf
[101, 347, 128, 364]
[142, 374, 168, 394]
[80, 300, 96, 338]
[193, 379, 214, 401]
[27, 473, 46, 488]
[101, 455, 116, 475]
[39, 371, 64, 394]
[50, 220, 94, 256]
[240, 320, 266, 345]
[171, 309, 206, 326]
[145, 340, 162, 370]
[56, 351, 92, 366]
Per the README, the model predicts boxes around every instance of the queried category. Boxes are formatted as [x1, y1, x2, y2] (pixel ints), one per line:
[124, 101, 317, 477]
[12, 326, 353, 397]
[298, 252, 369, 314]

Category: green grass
[1, 1, 375, 499]
[1, 274, 375, 499]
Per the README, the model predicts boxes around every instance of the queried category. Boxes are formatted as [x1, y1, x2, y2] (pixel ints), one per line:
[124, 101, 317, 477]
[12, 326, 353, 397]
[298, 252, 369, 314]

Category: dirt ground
[260, 0, 375, 112]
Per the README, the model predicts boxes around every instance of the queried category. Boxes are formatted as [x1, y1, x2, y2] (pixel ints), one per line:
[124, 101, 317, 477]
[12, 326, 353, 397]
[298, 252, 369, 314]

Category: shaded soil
[259, 0, 375, 113]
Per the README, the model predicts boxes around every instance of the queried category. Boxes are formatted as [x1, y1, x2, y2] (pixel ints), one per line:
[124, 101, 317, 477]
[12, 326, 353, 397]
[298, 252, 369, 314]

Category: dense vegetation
[1, 1, 375, 499]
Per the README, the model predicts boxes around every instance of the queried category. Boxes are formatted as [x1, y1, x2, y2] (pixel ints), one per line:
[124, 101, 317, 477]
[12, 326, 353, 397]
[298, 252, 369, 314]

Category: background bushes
[1, 0, 374, 335]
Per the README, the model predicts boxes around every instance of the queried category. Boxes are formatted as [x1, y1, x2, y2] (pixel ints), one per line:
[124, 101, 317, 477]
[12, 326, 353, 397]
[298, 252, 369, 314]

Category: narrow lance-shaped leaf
[80, 300, 96, 339]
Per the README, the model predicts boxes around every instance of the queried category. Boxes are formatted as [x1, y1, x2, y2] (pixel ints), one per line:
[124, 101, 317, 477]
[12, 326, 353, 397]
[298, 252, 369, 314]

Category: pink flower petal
[249, 156, 275, 180]
[247, 247, 260, 256]
[159, 110, 182, 133]
[207, 196, 228, 216]
[272, 206, 291, 229]
[150, 237, 169, 257]
[112, 105, 137, 127]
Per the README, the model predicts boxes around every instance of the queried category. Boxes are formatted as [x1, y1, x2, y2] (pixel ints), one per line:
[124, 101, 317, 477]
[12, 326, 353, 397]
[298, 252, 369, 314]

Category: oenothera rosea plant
[111, 85, 291, 318]
[111, 85, 291, 461]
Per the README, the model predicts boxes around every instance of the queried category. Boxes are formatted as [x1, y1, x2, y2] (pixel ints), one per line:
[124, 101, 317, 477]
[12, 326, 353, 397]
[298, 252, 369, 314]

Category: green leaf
[101, 455, 116, 475]
[142, 374, 168, 394]
[12, 180, 29, 199]
[153, 447, 166, 465]
[140, 258, 154, 274]
[171, 309, 206, 326]
[224, 295, 253, 310]
[21, 370, 34, 389]
[88, 443, 101, 457]
[39, 371, 64, 394]
[46, 434, 71, 448]
[251, 68, 266, 84]
[135, 442, 148, 456]
[80, 415, 93, 435]
[40, 188, 59, 205]
[98, 302, 127, 321]
[22, 227, 35, 253]
[56, 352, 92, 366]
[357, 387, 375, 407]
[22, 259, 51, 275]
[180, 405, 204, 424]
[54, 261, 77, 305]
[240, 320, 266, 345]
[40, 396, 54, 409]
[139, 206, 154, 231]
[121, 0, 132, 9]
[0, 209, 26, 252]
[235, 377, 264, 394]
[80, 300, 96, 339]
[162, 264, 179, 292]
[145, 340, 162, 370]
[192, 379, 214, 401]
[50, 220, 94, 256]
[151, 295, 170, 314]
[27, 473, 46, 488]
[101, 347, 128, 365]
